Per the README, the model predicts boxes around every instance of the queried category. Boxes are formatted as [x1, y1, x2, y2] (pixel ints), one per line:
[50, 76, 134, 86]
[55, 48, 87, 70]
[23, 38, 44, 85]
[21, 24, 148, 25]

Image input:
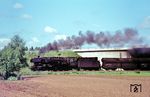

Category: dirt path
[0, 75, 150, 97]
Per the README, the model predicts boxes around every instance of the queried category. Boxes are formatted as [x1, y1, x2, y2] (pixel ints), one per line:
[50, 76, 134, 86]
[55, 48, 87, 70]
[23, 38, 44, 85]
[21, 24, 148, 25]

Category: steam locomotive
[30, 57, 100, 71]
[30, 48, 150, 71]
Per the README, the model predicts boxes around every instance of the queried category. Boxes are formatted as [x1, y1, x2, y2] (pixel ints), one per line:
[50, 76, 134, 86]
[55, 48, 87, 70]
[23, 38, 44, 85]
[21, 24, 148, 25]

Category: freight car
[30, 57, 100, 71]
[101, 58, 135, 70]
[102, 58, 150, 70]
[101, 48, 150, 70]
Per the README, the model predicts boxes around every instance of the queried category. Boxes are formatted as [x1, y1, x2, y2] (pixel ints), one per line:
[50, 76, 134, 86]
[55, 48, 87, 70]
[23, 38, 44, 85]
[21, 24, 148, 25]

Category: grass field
[47, 70, 150, 76]
[20, 67, 150, 76]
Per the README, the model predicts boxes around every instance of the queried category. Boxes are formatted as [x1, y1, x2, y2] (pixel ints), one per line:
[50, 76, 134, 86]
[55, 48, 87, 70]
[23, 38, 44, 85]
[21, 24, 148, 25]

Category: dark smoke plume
[39, 28, 143, 53]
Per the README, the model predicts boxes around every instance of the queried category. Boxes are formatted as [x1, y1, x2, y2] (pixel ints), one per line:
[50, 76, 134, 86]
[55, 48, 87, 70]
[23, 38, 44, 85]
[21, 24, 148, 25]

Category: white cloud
[13, 3, 24, 9]
[138, 16, 150, 29]
[44, 26, 57, 33]
[21, 14, 32, 19]
[0, 38, 10, 49]
[55, 35, 67, 40]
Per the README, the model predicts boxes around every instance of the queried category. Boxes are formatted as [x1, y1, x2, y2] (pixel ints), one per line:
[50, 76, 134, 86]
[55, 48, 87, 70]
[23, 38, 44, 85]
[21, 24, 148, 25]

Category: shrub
[20, 67, 34, 75]
[7, 76, 18, 81]
[135, 70, 140, 74]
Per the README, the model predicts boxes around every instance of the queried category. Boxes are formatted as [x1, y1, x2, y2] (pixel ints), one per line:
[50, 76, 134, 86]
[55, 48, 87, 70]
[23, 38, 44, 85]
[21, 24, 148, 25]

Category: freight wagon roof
[101, 58, 133, 63]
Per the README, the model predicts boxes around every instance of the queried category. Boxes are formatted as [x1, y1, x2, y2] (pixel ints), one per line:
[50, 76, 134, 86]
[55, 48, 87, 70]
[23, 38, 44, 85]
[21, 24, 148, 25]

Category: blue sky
[0, 0, 150, 49]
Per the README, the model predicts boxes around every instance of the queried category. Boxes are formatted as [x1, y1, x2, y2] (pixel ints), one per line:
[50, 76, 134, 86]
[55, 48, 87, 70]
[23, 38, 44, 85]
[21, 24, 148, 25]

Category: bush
[7, 76, 18, 81]
[135, 70, 140, 74]
[20, 67, 34, 75]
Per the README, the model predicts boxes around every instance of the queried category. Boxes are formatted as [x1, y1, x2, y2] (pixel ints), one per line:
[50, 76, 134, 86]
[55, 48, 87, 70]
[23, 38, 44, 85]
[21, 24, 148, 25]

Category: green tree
[0, 35, 27, 79]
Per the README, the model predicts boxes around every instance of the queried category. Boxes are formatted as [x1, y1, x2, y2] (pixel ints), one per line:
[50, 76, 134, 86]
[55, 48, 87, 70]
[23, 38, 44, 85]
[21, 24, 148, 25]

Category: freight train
[30, 48, 150, 71]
